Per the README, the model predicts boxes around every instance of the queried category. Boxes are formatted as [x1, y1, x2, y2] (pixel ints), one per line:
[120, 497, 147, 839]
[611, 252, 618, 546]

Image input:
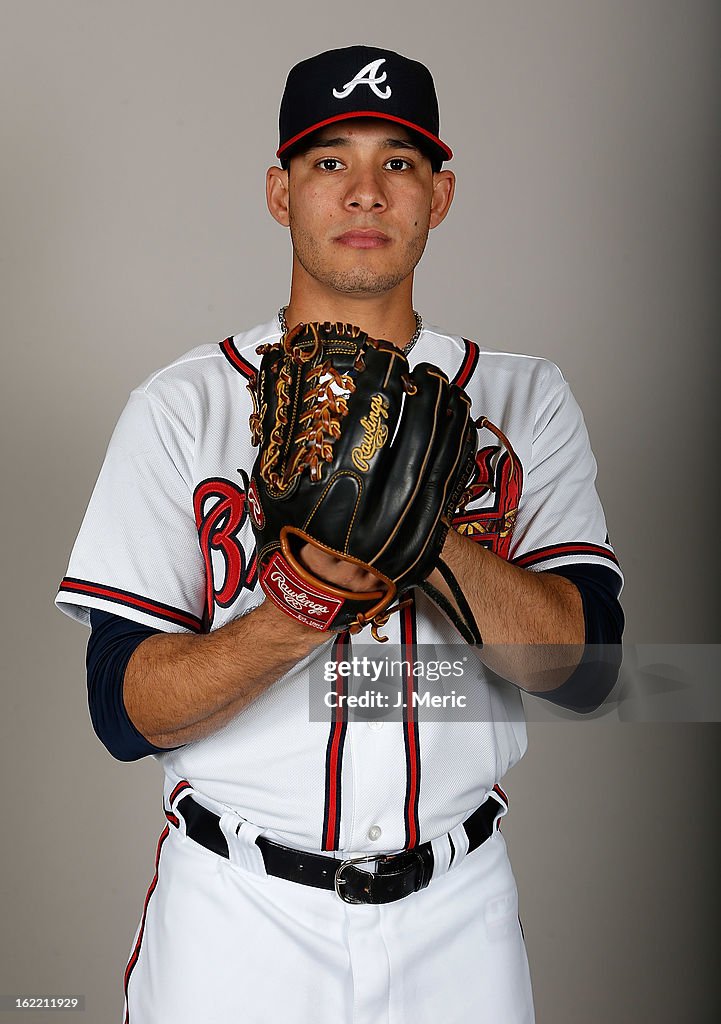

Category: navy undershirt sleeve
[529, 563, 625, 713]
[87, 609, 184, 761]
[87, 563, 624, 755]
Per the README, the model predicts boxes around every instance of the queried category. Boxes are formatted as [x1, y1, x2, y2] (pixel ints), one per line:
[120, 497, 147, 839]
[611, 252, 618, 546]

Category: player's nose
[343, 165, 388, 212]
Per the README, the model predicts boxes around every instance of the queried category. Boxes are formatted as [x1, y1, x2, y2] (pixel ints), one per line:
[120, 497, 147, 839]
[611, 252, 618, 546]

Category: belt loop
[218, 812, 269, 880]
[447, 820, 470, 869]
[165, 779, 194, 837]
[165, 804, 187, 837]
[490, 789, 509, 831]
[429, 835, 451, 878]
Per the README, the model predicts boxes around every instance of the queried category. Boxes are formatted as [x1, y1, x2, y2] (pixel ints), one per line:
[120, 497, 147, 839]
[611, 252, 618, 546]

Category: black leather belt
[174, 793, 501, 905]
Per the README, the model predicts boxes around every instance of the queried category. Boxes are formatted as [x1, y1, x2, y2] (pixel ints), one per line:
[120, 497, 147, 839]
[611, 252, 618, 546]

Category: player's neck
[283, 280, 417, 350]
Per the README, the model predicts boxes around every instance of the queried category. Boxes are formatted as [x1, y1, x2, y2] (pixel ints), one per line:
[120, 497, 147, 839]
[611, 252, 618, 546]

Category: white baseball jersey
[56, 315, 621, 854]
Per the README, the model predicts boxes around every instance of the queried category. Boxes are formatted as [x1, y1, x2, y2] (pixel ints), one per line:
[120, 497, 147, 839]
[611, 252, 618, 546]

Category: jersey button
[367, 825, 382, 842]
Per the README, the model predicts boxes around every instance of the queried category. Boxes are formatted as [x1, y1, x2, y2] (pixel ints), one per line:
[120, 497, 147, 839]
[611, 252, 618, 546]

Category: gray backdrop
[1, 1, 719, 1021]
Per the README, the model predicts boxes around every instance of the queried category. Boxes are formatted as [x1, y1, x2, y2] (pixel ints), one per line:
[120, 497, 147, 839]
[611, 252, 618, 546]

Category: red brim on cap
[276, 110, 453, 161]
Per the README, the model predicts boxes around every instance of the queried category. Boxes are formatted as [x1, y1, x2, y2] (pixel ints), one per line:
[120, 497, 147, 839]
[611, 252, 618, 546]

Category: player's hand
[298, 543, 380, 593]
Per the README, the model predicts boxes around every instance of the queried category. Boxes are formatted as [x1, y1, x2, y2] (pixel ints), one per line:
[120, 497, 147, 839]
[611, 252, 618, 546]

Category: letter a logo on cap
[332, 58, 392, 100]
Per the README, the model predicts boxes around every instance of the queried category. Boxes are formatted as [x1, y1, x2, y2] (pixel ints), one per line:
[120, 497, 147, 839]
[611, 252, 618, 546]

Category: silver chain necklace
[277, 306, 423, 356]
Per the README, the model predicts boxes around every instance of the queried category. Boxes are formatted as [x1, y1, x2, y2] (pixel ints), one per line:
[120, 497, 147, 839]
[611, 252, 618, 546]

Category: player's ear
[266, 166, 290, 227]
[429, 169, 455, 229]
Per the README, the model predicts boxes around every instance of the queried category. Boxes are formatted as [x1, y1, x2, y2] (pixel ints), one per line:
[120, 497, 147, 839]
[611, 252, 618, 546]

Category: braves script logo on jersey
[261, 551, 343, 630]
[332, 58, 392, 100]
[453, 429, 524, 560]
[247, 477, 264, 529]
[193, 477, 257, 629]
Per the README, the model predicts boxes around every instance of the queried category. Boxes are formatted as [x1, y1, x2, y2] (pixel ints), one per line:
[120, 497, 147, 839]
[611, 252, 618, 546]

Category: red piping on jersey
[123, 825, 170, 1023]
[164, 780, 194, 832]
[452, 339, 480, 389]
[493, 783, 508, 806]
[322, 634, 349, 850]
[58, 578, 203, 632]
[512, 543, 620, 569]
[169, 780, 192, 805]
[492, 784, 509, 831]
[323, 709, 345, 849]
[401, 598, 421, 850]
[219, 337, 258, 381]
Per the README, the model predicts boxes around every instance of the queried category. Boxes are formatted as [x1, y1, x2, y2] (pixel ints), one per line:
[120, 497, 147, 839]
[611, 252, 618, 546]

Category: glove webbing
[419, 557, 483, 646]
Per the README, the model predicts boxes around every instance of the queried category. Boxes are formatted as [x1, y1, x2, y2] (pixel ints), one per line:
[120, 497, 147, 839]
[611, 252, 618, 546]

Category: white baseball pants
[123, 813, 535, 1023]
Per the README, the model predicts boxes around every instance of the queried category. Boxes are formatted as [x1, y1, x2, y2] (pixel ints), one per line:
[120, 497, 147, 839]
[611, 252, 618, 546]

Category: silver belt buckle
[334, 854, 382, 904]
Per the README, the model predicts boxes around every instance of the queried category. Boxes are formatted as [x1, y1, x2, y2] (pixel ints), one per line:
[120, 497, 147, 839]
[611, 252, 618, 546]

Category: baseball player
[56, 45, 624, 1024]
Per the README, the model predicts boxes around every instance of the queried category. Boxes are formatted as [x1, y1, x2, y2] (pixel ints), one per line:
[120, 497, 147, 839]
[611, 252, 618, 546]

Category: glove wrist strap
[419, 558, 483, 646]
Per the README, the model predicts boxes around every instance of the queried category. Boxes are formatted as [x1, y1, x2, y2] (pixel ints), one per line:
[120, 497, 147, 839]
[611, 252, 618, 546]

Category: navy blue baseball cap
[277, 45, 453, 169]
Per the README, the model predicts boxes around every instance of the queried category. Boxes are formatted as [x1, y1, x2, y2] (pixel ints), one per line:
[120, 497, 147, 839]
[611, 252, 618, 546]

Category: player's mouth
[335, 229, 390, 249]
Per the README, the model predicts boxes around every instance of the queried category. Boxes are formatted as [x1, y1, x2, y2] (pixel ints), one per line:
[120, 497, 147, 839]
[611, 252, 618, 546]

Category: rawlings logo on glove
[352, 395, 389, 472]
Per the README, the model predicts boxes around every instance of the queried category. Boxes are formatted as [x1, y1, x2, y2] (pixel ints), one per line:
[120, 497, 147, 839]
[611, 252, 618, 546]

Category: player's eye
[384, 157, 413, 171]
[316, 158, 344, 172]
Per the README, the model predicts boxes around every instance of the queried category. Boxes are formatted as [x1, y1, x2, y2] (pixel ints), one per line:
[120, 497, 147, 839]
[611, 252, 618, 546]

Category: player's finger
[298, 544, 381, 593]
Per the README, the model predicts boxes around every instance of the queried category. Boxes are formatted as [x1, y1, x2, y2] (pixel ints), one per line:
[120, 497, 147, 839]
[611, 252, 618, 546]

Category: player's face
[267, 120, 454, 298]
